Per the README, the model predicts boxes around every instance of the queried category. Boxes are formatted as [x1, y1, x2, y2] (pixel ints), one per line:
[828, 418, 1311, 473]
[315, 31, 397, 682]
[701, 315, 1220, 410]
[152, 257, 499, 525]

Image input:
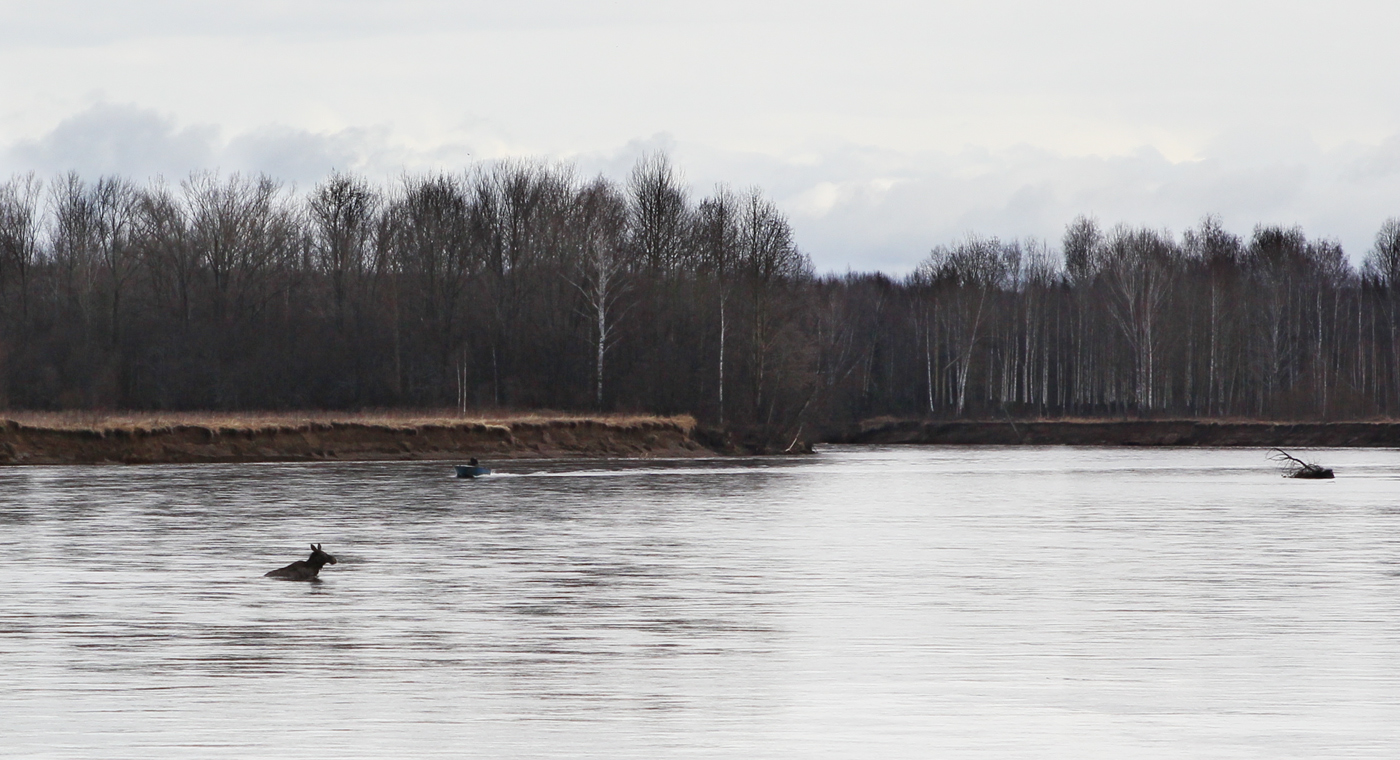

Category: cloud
[4, 103, 218, 181]
[0, 103, 477, 188]
[688, 140, 1400, 273]
[222, 124, 475, 188]
[5, 104, 1400, 274]
[0, 1, 810, 45]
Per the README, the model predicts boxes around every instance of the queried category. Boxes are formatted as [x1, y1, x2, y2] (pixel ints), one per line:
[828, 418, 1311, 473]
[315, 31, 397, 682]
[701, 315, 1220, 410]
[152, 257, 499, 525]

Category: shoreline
[0, 414, 714, 465]
[839, 418, 1400, 447]
[7, 413, 1400, 465]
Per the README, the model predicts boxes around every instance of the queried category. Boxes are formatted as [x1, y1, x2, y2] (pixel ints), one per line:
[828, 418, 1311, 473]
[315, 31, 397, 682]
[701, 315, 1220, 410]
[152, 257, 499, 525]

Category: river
[3, 446, 1398, 758]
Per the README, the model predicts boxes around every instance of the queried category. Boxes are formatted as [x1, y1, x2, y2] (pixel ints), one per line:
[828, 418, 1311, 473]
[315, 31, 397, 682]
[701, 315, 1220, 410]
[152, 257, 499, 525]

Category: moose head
[308, 543, 337, 567]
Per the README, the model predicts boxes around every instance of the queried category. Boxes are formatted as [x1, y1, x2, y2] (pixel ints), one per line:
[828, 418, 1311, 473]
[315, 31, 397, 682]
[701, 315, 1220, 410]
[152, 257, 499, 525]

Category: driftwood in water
[1269, 449, 1334, 479]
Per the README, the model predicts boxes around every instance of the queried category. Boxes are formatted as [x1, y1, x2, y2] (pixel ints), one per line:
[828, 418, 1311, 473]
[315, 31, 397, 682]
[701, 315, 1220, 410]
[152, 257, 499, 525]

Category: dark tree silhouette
[1, 158, 1399, 437]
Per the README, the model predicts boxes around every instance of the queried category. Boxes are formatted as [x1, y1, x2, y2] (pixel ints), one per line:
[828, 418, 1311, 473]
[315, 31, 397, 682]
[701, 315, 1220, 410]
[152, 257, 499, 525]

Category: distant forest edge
[4, 154, 1400, 448]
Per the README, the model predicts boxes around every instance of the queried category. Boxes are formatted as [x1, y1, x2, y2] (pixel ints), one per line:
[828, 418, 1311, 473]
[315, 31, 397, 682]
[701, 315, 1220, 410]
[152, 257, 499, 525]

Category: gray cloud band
[5, 103, 1399, 272]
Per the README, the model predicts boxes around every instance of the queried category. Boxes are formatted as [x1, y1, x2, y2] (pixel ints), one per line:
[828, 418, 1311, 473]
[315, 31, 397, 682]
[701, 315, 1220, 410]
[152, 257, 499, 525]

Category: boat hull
[455, 465, 492, 478]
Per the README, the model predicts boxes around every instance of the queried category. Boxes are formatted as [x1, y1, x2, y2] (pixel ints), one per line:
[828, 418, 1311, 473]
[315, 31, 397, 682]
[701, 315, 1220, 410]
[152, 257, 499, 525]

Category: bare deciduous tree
[568, 177, 631, 408]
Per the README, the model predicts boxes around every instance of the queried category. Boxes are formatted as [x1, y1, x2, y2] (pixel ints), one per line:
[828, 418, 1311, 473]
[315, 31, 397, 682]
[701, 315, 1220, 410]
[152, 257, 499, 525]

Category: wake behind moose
[265, 544, 338, 581]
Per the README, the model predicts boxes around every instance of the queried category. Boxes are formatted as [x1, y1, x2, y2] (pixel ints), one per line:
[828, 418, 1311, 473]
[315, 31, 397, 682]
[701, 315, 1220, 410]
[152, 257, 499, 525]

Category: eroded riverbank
[0, 413, 713, 465]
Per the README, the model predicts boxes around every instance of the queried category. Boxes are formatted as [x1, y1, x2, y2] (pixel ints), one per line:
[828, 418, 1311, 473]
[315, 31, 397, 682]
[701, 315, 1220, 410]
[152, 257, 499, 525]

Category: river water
[2, 445, 1399, 759]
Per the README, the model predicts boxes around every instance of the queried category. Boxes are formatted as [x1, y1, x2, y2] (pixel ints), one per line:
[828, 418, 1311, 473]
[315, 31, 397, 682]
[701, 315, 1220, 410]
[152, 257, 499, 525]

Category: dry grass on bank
[0, 410, 697, 433]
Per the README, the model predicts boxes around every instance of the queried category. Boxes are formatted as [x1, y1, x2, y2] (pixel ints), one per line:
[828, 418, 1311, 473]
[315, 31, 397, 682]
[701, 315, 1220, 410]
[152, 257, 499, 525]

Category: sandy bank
[840, 418, 1400, 447]
[0, 413, 712, 465]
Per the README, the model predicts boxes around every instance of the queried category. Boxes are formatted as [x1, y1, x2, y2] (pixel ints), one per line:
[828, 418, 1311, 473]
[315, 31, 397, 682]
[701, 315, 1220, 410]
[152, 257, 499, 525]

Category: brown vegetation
[0, 411, 710, 465]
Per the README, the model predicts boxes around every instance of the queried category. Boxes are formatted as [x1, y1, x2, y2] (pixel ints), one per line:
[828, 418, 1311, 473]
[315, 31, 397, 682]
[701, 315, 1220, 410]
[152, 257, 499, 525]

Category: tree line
[3, 156, 1400, 438]
[889, 215, 1400, 423]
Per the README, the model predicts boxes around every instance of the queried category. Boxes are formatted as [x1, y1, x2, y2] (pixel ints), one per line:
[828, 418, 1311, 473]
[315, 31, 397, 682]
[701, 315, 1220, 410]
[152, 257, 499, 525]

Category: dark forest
[3, 155, 1400, 438]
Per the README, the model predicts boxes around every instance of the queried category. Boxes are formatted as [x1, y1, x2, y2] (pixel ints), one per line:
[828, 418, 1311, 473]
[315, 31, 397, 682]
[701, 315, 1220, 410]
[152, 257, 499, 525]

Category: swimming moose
[265, 544, 338, 581]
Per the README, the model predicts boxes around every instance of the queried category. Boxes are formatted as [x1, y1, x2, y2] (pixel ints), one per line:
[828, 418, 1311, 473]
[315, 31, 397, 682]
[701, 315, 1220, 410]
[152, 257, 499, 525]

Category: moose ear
[311, 543, 317, 551]
[316, 543, 323, 550]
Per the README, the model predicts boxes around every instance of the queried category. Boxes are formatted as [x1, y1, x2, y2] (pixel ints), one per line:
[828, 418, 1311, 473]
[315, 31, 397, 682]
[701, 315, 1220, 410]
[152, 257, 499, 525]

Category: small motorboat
[455, 464, 491, 478]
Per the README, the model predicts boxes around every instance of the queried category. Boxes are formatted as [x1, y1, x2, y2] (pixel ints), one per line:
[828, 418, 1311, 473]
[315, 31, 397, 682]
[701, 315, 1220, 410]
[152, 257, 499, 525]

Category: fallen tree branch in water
[1268, 448, 1335, 479]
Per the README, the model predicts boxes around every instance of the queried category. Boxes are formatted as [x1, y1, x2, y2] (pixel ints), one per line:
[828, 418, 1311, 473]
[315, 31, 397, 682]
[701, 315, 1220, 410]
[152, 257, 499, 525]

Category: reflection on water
[3, 447, 1400, 758]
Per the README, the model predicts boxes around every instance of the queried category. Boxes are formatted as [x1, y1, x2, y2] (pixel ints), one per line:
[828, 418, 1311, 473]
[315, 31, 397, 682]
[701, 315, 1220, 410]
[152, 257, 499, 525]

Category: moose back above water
[265, 544, 338, 581]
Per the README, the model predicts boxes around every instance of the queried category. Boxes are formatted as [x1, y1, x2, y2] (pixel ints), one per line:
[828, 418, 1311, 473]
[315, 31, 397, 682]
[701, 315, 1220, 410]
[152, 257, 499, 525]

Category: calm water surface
[3, 445, 1399, 758]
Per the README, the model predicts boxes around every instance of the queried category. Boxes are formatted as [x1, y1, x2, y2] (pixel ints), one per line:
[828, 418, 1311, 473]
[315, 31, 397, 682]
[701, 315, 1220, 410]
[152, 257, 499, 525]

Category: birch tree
[1101, 226, 1177, 411]
[568, 177, 630, 408]
[918, 235, 1015, 416]
[1362, 218, 1400, 409]
[696, 186, 741, 421]
[738, 189, 809, 422]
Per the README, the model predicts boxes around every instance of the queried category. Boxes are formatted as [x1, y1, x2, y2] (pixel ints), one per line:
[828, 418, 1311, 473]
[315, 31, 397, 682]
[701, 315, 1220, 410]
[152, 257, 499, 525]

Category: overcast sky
[3, 0, 1399, 271]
